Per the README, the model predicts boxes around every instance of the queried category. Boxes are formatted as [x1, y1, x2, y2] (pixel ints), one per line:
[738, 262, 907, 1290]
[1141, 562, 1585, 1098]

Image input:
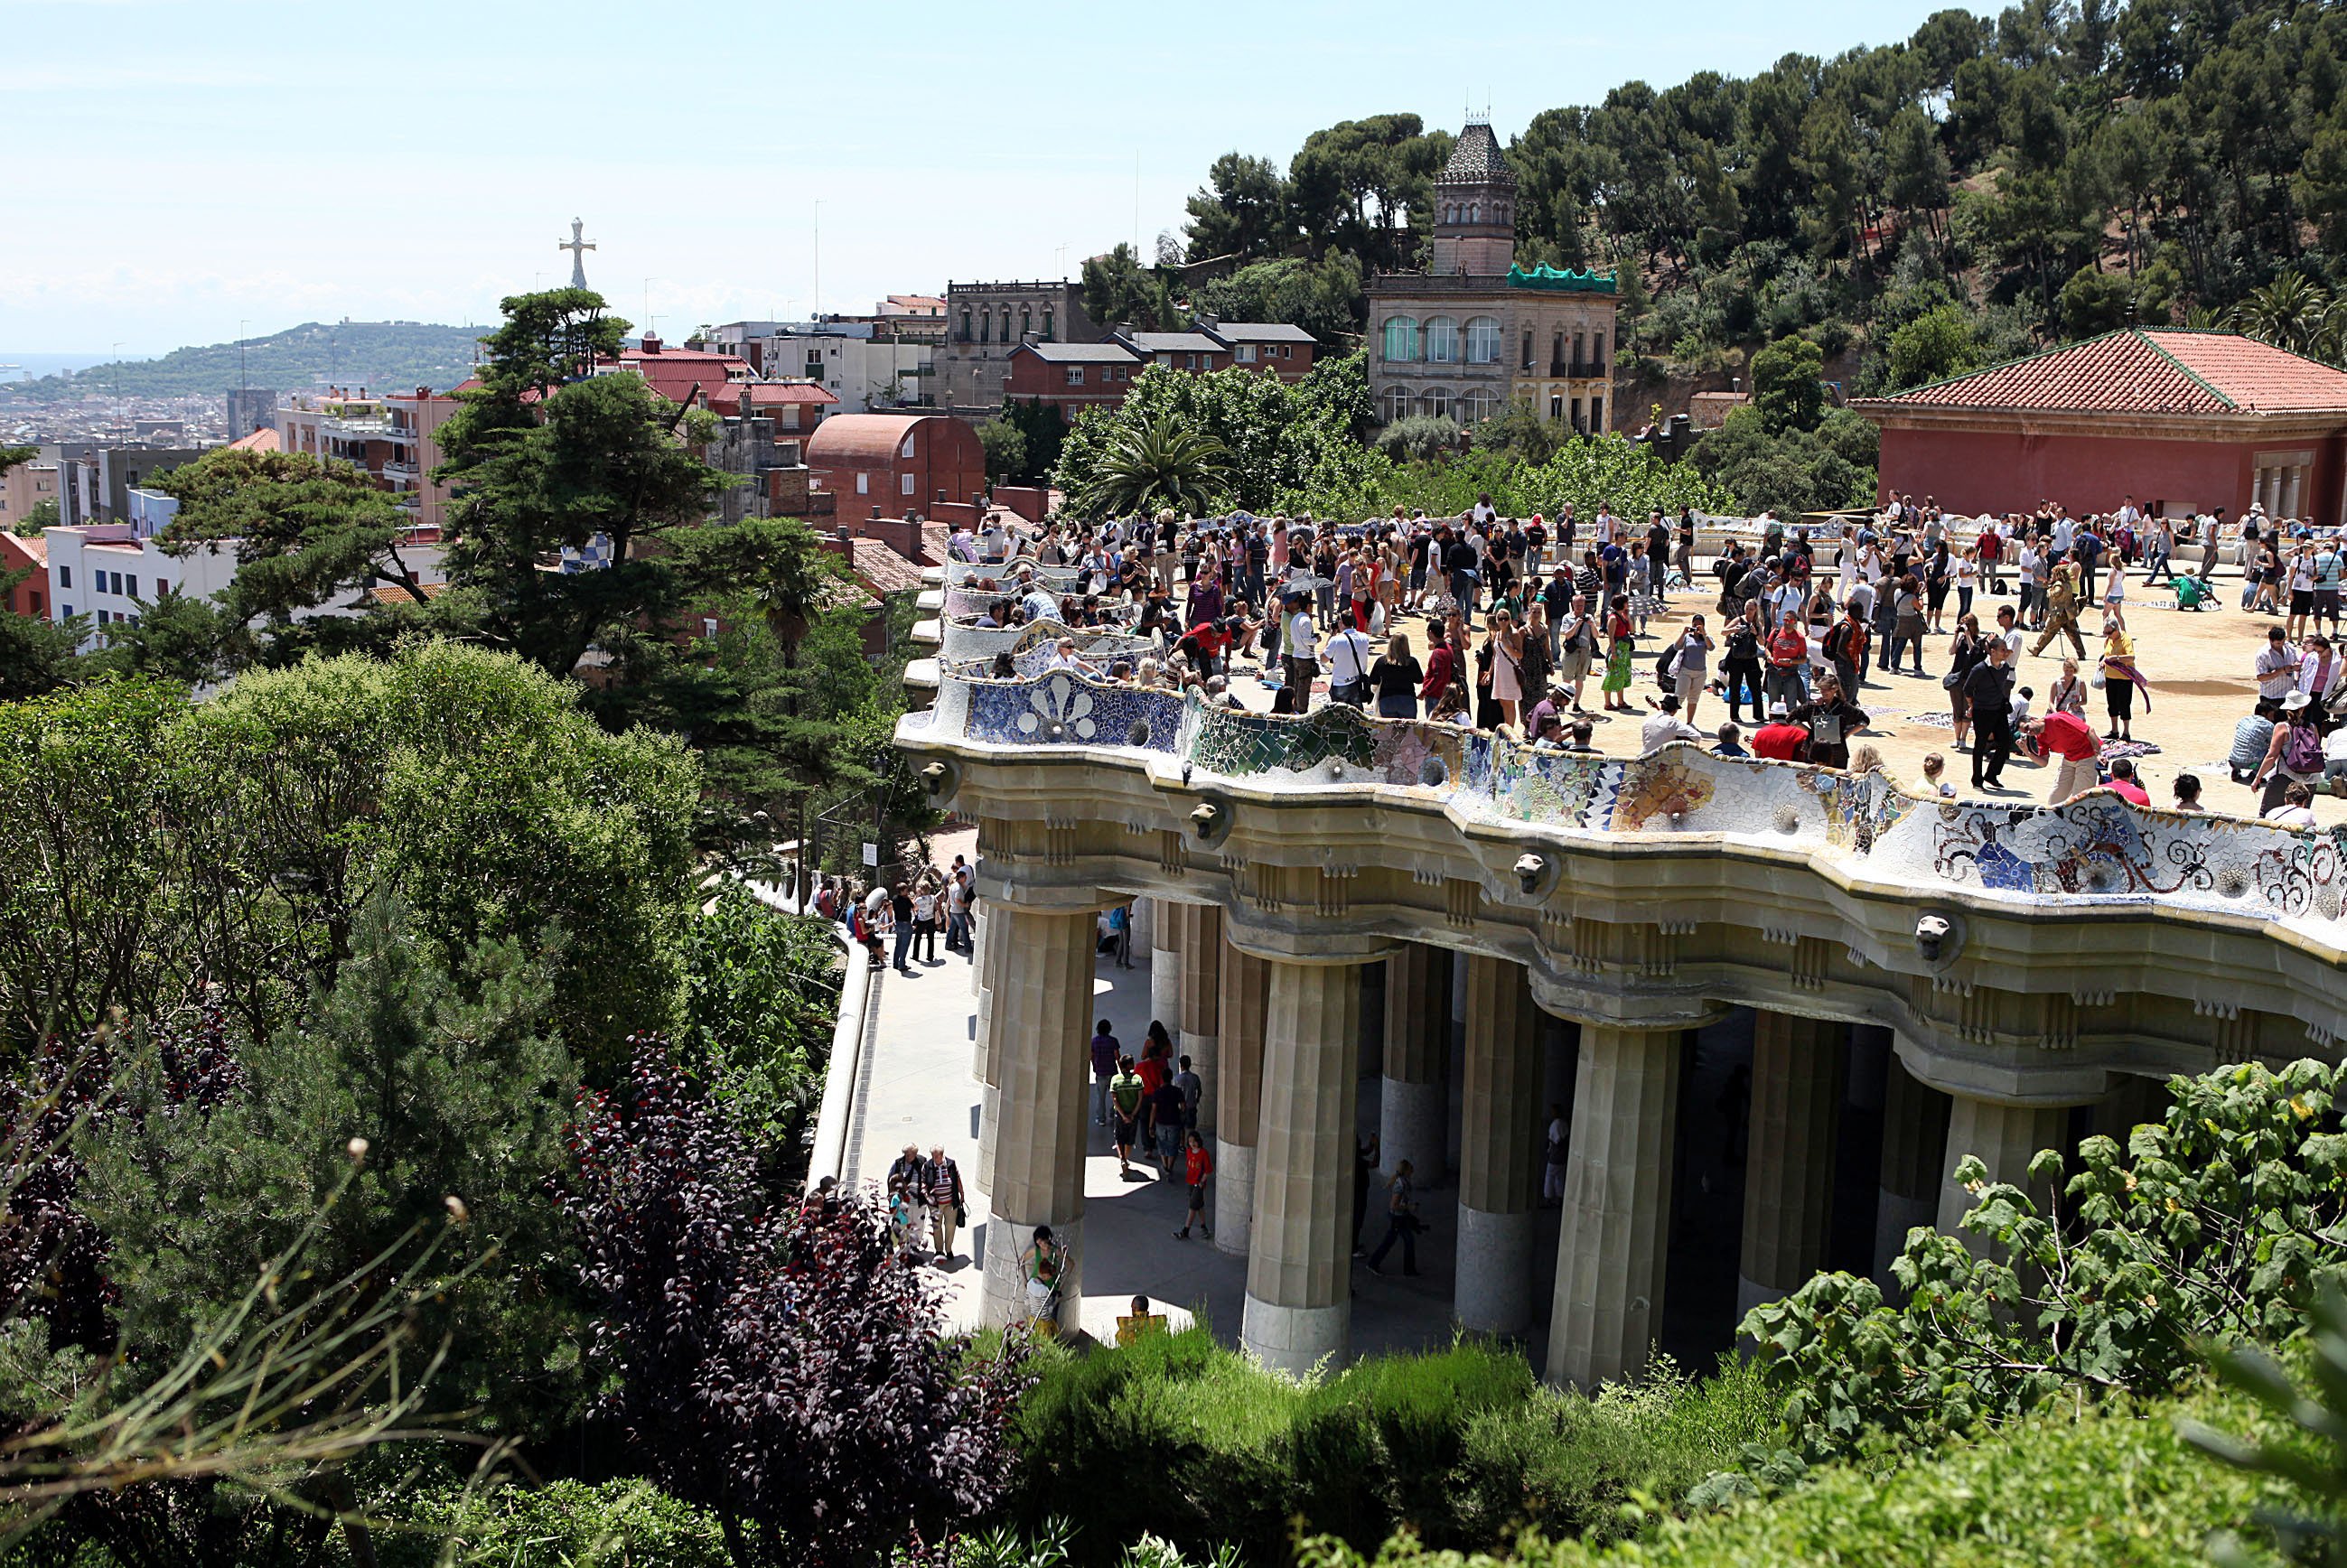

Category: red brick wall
[1876, 425, 2345, 523]
[1004, 355, 1135, 416]
[995, 484, 1048, 523]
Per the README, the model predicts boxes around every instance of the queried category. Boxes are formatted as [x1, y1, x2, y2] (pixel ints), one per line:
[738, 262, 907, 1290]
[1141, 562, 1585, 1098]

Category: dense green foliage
[1744, 1059, 2347, 1467]
[2184, 1280, 2347, 1565]
[1295, 433, 1734, 525]
[0, 644, 697, 1063]
[1689, 406, 1879, 516]
[1180, 1, 2347, 384]
[81, 891, 584, 1439]
[0, 321, 482, 404]
[1290, 1377, 2305, 1568]
[1054, 357, 1377, 516]
[355, 1477, 734, 1567]
[1005, 1328, 1771, 1563]
[678, 886, 840, 1178]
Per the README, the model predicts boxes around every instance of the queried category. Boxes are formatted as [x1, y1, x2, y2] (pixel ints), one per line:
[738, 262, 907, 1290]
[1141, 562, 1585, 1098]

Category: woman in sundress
[1601, 592, 1636, 712]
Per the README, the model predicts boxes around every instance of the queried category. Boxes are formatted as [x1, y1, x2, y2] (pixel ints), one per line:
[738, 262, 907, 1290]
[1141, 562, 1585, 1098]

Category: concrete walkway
[840, 831, 1498, 1355]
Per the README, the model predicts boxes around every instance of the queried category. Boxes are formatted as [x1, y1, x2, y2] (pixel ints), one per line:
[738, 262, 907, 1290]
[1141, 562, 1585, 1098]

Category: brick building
[1854, 329, 2347, 521]
[1199, 319, 1317, 381]
[1365, 116, 1621, 432]
[1002, 341, 1144, 417]
[806, 412, 986, 516]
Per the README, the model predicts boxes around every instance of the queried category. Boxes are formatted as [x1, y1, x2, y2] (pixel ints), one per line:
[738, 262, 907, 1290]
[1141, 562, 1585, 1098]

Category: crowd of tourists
[950, 488, 2344, 825]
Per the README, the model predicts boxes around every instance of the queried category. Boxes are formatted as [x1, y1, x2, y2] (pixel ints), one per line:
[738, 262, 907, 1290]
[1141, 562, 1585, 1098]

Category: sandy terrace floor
[1214, 564, 2342, 826]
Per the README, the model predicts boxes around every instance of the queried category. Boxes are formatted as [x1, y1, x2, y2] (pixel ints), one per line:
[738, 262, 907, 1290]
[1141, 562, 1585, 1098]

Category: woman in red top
[1600, 594, 1637, 712]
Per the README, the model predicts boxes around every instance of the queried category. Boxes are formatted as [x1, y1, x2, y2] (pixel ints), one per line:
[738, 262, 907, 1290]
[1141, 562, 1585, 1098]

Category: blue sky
[2, 0, 1975, 355]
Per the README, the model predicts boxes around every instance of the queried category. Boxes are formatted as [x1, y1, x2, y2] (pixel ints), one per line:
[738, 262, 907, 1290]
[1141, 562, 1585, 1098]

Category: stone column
[1937, 1093, 2070, 1254]
[1214, 943, 1271, 1255]
[974, 910, 1013, 1197]
[1735, 1012, 1844, 1316]
[1547, 1022, 1680, 1390]
[1131, 895, 1155, 961]
[1457, 956, 1541, 1335]
[1241, 958, 1362, 1376]
[1379, 943, 1448, 1182]
[1179, 905, 1222, 1137]
[979, 904, 1098, 1334]
[1875, 1050, 1950, 1283]
[1149, 897, 1184, 1041]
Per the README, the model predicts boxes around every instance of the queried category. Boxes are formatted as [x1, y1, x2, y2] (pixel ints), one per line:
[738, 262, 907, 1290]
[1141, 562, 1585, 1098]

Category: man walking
[1365, 1160, 1423, 1276]
[925, 1145, 965, 1265]
[1090, 1018, 1120, 1128]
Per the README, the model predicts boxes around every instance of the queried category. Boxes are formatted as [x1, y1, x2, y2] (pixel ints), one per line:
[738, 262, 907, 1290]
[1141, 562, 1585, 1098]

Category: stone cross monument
[558, 218, 595, 290]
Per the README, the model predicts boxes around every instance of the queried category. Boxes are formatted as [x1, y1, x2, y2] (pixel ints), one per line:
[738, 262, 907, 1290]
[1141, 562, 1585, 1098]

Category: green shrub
[1293, 1377, 2305, 1568]
[1005, 1330, 1771, 1564]
[355, 1478, 731, 1567]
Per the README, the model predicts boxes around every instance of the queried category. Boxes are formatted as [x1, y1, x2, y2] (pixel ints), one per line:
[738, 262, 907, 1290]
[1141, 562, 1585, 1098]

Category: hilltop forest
[1145, 0, 2347, 396]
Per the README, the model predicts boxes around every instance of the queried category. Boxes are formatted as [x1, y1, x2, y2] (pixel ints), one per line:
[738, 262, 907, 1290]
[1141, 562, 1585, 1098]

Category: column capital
[1222, 913, 1403, 967]
[971, 868, 1109, 913]
[1525, 967, 1730, 1032]
[1891, 1032, 2123, 1107]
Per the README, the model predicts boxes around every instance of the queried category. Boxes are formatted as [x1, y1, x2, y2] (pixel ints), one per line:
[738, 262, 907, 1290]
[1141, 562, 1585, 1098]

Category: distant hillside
[0, 321, 483, 402]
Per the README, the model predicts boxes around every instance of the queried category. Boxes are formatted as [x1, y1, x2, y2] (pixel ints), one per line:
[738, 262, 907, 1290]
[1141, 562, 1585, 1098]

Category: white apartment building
[46, 487, 444, 650]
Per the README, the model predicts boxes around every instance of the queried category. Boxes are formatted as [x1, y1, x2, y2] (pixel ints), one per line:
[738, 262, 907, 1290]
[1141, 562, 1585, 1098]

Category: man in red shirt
[2103, 756, 2151, 806]
[1753, 701, 1810, 761]
[2030, 708, 2101, 803]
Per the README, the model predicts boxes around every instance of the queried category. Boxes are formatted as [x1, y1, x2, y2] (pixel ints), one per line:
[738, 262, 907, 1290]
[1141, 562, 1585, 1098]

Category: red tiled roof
[702, 381, 839, 412]
[850, 537, 926, 595]
[228, 426, 282, 453]
[0, 533, 47, 567]
[1872, 329, 2347, 415]
[807, 413, 936, 465]
[920, 522, 951, 567]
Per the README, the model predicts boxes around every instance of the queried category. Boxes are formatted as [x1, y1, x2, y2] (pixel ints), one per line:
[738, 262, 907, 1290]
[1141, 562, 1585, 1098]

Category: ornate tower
[1428, 117, 1517, 277]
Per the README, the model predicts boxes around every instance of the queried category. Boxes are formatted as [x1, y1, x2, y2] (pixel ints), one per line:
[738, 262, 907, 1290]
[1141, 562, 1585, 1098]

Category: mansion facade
[1366, 118, 1621, 434]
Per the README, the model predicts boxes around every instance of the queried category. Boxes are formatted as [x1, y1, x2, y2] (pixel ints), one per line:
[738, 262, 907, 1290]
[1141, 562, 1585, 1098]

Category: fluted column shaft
[1875, 1050, 1950, 1284]
[1148, 897, 1184, 1042]
[1457, 956, 1541, 1334]
[1736, 1011, 1844, 1315]
[1241, 959, 1362, 1376]
[1379, 943, 1449, 1182]
[1213, 944, 1271, 1255]
[978, 906, 1096, 1333]
[1547, 1024, 1680, 1390]
[1938, 1094, 2070, 1255]
[974, 908, 1012, 1195]
[1178, 906, 1222, 1142]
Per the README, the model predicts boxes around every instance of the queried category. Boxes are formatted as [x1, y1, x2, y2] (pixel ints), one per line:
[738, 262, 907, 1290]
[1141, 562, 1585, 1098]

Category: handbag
[1940, 668, 1962, 690]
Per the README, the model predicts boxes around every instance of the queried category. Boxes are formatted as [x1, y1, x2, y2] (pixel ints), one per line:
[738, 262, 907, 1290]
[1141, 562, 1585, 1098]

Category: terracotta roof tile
[1872, 329, 2347, 415]
[849, 537, 925, 595]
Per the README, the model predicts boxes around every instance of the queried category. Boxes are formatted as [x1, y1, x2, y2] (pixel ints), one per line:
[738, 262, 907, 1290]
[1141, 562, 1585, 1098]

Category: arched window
[1421, 387, 1452, 420]
[1383, 385, 1413, 425]
[1463, 316, 1501, 364]
[1381, 316, 1419, 362]
[1459, 387, 1499, 425]
[959, 309, 972, 341]
[979, 311, 991, 345]
[1042, 307, 1055, 341]
[1424, 316, 1460, 364]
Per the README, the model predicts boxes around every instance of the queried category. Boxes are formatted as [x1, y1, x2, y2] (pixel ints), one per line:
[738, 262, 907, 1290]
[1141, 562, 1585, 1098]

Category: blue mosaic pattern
[964, 672, 1184, 753]
[924, 668, 2347, 927]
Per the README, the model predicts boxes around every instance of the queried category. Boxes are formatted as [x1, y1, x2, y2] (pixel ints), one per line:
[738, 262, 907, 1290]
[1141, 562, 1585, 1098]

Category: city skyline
[5, 0, 1967, 354]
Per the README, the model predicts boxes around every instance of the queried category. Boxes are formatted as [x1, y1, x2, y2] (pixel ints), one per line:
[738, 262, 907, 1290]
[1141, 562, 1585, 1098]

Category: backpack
[2286, 722, 2324, 775]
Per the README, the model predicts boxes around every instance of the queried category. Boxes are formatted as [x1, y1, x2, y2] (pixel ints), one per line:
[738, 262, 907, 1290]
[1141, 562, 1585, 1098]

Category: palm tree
[1077, 414, 1237, 518]
[2228, 271, 2333, 359]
